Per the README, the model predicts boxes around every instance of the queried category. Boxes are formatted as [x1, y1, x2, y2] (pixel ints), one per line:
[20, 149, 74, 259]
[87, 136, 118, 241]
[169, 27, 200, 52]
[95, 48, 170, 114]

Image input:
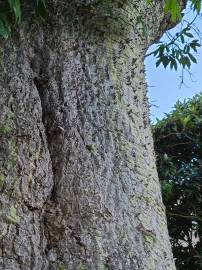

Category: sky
[145, 11, 202, 123]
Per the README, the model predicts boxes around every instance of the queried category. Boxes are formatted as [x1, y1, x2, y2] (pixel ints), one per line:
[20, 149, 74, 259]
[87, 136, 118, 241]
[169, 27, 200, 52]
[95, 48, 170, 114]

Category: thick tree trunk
[0, 1, 177, 269]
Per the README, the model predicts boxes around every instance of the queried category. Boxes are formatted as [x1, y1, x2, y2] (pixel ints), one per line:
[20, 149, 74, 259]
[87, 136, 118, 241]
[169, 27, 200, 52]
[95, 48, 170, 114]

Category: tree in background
[153, 93, 202, 269]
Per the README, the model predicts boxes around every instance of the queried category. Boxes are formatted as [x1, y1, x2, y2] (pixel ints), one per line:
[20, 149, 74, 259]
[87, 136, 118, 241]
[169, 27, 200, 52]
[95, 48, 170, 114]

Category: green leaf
[180, 56, 191, 68]
[35, 0, 47, 18]
[164, 0, 181, 22]
[8, 0, 21, 22]
[0, 13, 11, 39]
[188, 53, 197, 63]
[156, 58, 162, 67]
[170, 58, 178, 70]
[182, 115, 191, 127]
[180, 34, 185, 44]
[191, 0, 201, 13]
[184, 31, 194, 38]
[184, 44, 190, 53]
[162, 56, 170, 68]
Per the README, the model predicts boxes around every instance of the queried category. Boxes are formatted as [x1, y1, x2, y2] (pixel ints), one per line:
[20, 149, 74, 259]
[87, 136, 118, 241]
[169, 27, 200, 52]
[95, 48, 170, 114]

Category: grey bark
[0, 1, 181, 269]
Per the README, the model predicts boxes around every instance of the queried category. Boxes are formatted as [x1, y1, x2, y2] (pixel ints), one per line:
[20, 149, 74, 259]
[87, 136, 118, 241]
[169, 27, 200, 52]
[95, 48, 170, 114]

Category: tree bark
[0, 1, 178, 269]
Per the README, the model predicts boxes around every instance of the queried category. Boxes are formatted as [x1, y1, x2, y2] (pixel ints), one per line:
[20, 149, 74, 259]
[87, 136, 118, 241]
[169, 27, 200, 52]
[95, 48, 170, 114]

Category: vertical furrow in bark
[31, 51, 69, 264]
[0, 35, 54, 270]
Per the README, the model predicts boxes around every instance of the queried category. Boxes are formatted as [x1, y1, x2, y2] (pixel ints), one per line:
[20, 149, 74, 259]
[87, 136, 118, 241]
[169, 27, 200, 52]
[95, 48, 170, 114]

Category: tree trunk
[0, 1, 177, 269]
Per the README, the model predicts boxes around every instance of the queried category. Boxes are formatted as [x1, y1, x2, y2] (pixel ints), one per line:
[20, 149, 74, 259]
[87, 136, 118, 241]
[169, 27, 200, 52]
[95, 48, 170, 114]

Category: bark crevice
[32, 60, 66, 258]
[33, 70, 61, 201]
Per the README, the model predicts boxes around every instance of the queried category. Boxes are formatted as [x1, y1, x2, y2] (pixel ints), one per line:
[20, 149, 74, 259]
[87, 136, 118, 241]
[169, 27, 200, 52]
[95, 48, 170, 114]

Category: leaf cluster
[154, 28, 200, 70]
[153, 93, 202, 269]
[145, 0, 202, 72]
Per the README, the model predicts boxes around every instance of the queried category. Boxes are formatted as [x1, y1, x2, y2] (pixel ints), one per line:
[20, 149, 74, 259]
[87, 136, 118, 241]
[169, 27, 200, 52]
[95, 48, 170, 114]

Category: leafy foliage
[152, 28, 200, 70]
[153, 93, 202, 269]
[146, 25, 201, 73]
[146, 0, 202, 71]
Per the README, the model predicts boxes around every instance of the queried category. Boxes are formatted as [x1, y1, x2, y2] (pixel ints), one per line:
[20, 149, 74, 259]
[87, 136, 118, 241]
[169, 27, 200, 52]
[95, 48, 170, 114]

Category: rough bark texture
[0, 1, 179, 269]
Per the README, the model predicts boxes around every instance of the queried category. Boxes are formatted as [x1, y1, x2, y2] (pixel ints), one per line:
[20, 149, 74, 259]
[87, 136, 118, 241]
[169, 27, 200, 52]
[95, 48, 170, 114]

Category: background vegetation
[153, 93, 202, 269]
